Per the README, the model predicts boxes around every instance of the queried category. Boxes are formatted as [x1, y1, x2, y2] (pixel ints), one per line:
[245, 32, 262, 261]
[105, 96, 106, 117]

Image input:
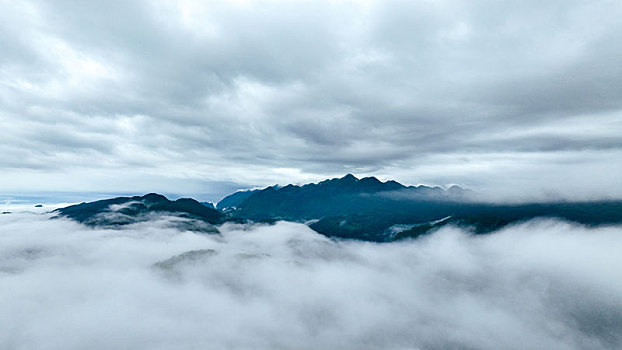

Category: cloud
[1, 211, 621, 349]
[1, 0, 621, 200]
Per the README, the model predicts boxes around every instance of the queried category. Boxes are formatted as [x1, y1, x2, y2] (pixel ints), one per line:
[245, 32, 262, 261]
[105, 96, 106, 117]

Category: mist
[1, 211, 621, 350]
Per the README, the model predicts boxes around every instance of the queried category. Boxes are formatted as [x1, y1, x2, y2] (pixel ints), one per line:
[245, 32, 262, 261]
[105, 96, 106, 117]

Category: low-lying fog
[1, 211, 621, 350]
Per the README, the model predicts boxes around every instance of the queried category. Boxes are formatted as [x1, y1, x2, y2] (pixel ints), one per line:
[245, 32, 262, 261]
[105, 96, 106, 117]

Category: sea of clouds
[1, 209, 621, 350]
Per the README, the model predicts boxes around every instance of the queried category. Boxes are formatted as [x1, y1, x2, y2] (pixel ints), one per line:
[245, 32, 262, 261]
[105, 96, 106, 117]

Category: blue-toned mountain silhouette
[55, 193, 222, 233]
[55, 175, 622, 241]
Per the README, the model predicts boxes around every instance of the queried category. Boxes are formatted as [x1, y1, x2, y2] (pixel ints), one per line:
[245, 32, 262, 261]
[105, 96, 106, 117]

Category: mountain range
[54, 175, 622, 241]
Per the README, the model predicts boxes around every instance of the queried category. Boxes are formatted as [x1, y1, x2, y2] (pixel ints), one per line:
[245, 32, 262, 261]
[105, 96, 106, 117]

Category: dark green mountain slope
[55, 193, 223, 232]
[229, 174, 465, 221]
[225, 175, 622, 241]
[217, 189, 260, 210]
[310, 200, 622, 241]
[53, 176, 622, 242]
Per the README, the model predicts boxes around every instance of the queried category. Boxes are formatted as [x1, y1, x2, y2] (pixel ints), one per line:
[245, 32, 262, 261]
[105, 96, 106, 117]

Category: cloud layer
[1, 211, 621, 350]
[1, 0, 622, 200]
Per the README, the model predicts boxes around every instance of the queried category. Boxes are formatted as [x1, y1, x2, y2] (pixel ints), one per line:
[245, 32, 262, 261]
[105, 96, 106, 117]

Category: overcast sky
[1, 0, 621, 202]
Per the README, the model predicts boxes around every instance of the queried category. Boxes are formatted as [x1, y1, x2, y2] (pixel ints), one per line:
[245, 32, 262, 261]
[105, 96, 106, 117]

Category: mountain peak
[141, 193, 168, 202]
[359, 176, 381, 184]
[341, 174, 358, 181]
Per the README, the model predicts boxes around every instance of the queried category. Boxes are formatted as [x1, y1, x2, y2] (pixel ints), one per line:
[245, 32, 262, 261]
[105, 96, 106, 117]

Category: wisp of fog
[1, 211, 621, 350]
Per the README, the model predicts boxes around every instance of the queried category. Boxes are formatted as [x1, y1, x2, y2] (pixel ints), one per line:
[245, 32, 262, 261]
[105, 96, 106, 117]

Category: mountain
[52, 175, 622, 242]
[200, 202, 216, 209]
[309, 200, 622, 241]
[216, 189, 260, 210]
[224, 175, 622, 241]
[55, 193, 223, 233]
[227, 174, 465, 222]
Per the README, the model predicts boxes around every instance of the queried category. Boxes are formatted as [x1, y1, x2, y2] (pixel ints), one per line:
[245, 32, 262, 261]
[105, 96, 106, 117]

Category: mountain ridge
[222, 174, 470, 222]
[53, 175, 622, 241]
[54, 193, 223, 233]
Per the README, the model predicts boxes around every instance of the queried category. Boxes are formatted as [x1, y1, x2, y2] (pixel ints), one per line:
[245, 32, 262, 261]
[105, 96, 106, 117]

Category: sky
[1, 0, 622, 202]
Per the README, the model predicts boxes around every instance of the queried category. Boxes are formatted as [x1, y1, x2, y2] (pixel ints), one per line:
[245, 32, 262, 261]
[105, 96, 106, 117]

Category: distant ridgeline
[55, 175, 622, 242]
[55, 193, 223, 233]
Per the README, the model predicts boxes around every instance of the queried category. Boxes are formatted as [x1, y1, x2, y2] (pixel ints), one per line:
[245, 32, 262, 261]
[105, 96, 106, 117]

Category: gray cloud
[1, 0, 621, 200]
[1, 211, 622, 349]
